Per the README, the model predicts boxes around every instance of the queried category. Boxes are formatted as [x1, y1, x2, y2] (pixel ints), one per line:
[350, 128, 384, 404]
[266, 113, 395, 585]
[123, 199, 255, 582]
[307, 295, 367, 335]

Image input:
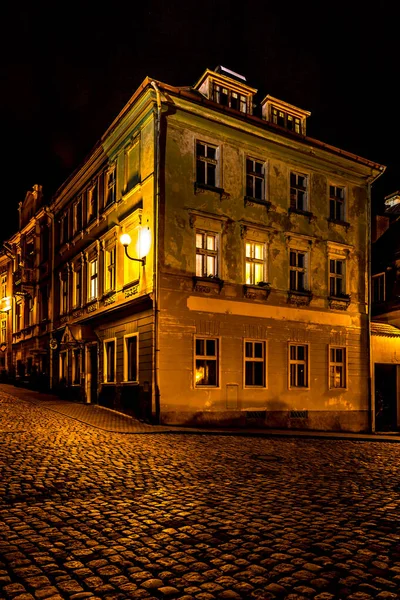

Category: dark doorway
[375, 363, 397, 431]
[88, 344, 98, 404]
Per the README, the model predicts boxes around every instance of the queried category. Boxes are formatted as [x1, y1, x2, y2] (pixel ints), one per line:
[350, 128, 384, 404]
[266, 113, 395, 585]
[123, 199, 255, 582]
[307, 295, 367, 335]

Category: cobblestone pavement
[1, 390, 400, 599]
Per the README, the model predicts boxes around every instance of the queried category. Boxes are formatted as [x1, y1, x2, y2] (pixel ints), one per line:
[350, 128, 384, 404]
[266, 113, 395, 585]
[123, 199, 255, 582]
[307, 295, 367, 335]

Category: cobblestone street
[1, 389, 400, 599]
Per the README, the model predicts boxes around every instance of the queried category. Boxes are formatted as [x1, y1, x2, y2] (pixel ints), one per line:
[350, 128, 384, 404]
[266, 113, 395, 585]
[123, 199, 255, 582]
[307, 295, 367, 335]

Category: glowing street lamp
[120, 228, 151, 266]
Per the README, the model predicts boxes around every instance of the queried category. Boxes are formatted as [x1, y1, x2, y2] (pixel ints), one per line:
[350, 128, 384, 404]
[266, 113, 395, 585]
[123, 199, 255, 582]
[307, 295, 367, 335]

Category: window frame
[105, 246, 116, 293]
[243, 339, 267, 388]
[59, 350, 68, 383]
[195, 141, 220, 188]
[106, 166, 116, 206]
[288, 342, 310, 390]
[329, 184, 346, 222]
[72, 349, 81, 386]
[329, 258, 346, 297]
[1, 274, 7, 299]
[372, 272, 385, 303]
[123, 333, 139, 383]
[245, 240, 266, 285]
[60, 274, 68, 315]
[73, 266, 82, 309]
[195, 230, 219, 278]
[328, 345, 347, 390]
[245, 157, 266, 201]
[88, 257, 98, 301]
[0, 318, 6, 344]
[290, 171, 309, 212]
[212, 84, 248, 113]
[289, 248, 309, 292]
[194, 336, 220, 388]
[272, 107, 302, 133]
[103, 338, 116, 384]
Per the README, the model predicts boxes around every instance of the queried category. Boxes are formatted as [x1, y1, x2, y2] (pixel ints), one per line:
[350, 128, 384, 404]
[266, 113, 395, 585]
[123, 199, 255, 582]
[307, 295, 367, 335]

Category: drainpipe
[45, 207, 55, 390]
[150, 80, 161, 423]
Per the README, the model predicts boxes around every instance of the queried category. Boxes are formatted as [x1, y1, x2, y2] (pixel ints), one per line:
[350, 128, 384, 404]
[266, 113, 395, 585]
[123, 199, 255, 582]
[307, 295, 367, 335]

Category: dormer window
[194, 66, 257, 116]
[261, 95, 310, 135]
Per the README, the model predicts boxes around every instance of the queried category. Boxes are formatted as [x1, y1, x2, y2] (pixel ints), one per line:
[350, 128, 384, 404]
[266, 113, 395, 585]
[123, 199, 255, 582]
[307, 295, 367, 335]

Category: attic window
[212, 84, 247, 113]
[272, 107, 301, 134]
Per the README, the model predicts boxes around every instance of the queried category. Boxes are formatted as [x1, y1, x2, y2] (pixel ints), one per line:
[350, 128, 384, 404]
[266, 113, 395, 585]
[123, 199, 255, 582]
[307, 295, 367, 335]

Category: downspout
[45, 207, 55, 390]
[150, 80, 161, 423]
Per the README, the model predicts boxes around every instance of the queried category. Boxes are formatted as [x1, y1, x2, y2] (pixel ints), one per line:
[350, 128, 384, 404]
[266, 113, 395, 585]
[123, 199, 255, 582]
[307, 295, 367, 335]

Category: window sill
[194, 182, 228, 199]
[193, 276, 224, 294]
[244, 196, 271, 210]
[328, 295, 351, 310]
[327, 218, 350, 231]
[121, 381, 139, 385]
[243, 283, 271, 300]
[289, 207, 315, 222]
[287, 289, 313, 306]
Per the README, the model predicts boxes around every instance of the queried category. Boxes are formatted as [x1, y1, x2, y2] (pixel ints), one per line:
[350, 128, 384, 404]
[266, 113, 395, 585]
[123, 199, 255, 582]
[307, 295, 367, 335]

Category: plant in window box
[333, 292, 350, 300]
[257, 281, 270, 288]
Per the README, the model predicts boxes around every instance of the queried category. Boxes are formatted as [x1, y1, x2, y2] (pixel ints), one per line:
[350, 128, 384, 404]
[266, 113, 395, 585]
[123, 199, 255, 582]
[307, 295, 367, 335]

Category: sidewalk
[2, 382, 400, 442]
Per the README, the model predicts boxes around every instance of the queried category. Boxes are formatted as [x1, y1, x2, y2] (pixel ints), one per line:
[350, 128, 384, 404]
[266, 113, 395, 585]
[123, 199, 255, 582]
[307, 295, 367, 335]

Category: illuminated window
[289, 344, 309, 388]
[196, 231, 219, 277]
[244, 340, 266, 387]
[104, 339, 116, 383]
[289, 249, 308, 292]
[105, 247, 116, 292]
[329, 346, 346, 389]
[89, 258, 98, 300]
[60, 276, 68, 315]
[329, 259, 345, 297]
[124, 334, 138, 382]
[272, 107, 301, 133]
[196, 142, 219, 187]
[195, 337, 219, 387]
[106, 168, 116, 206]
[72, 349, 81, 385]
[73, 268, 82, 308]
[372, 273, 385, 303]
[1, 274, 6, 298]
[212, 85, 248, 113]
[0, 319, 6, 344]
[290, 172, 308, 211]
[246, 158, 265, 200]
[245, 241, 265, 285]
[329, 185, 345, 221]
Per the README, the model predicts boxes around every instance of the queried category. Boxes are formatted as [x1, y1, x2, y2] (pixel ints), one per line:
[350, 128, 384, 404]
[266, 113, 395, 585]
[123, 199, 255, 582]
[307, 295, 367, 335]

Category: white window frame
[104, 338, 116, 384]
[105, 246, 116, 292]
[290, 171, 309, 212]
[194, 336, 220, 388]
[329, 184, 346, 222]
[329, 345, 347, 390]
[196, 230, 219, 278]
[88, 258, 98, 301]
[123, 333, 139, 383]
[244, 339, 267, 388]
[245, 157, 265, 201]
[195, 141, 219, 188]
[106, 166, 116, 206]
[245, 240, 266, 285]
[288, 343, 310, 390]
[372, 272, 385, 303]
[289, 248, 309, 292]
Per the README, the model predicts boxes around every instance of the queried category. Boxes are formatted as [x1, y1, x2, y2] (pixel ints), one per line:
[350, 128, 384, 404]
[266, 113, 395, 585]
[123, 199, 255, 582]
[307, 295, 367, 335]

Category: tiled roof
[371, 322, 400, 337]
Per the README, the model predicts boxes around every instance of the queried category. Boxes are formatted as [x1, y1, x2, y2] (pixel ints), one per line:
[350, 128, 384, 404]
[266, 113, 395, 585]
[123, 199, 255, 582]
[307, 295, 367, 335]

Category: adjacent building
[2, 66, 386, 431]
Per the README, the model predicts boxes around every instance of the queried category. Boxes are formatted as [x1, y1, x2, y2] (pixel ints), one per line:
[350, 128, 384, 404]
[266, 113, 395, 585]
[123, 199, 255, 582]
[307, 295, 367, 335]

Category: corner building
[7, 66, 385, 431]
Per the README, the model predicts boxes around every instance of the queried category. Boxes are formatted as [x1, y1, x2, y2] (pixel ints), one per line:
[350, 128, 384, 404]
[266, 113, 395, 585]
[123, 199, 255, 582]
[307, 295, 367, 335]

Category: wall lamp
[120, 233, 146, 266]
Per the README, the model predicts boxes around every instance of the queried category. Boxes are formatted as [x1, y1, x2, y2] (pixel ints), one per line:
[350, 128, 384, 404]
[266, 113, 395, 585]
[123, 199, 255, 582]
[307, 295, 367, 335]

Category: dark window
[289, 344, 308, 388]
[245, 341, 266, 386]
[126, 336, 138, 382]
[246, 158, 265, 200]
[196, 142, 218, 187]
[329, 185, 345, 221]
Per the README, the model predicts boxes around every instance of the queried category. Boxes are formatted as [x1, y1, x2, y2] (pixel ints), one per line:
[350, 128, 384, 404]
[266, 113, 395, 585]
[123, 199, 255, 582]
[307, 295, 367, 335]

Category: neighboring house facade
[371, 192, 400, 432]
[2, 66, 385, 431]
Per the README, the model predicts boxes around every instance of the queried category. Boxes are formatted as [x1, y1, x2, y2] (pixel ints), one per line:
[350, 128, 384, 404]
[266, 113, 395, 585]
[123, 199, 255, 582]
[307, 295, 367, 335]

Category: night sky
[3, 1, 399, 245]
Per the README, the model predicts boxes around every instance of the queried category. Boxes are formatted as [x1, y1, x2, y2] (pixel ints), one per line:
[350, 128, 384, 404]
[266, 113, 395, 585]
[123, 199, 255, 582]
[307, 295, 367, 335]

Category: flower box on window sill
[243, 282, 271, 300]
[288, 288, 313, 306]
[244, 196, 272, 210]
[328, 294, 351, 310]
[288, 207, 315, 223]
[194, 182, 228, 199]
[327, 218, 350, 231]
[193, 275, 224, 294]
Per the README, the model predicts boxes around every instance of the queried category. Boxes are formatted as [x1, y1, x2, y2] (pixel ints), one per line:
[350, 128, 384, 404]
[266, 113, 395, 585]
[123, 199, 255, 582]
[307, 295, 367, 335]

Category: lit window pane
[207, 256, 216, 276]
[206, 235, 215, 251]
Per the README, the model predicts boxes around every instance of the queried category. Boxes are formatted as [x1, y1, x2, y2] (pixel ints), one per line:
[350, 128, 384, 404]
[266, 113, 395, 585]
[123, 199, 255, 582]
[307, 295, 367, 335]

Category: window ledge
[289, 207, 315, 222]
[194, 182, 228, 199]
[244, 196, 271, 210]
[328, 295, 351, 310]
[287, 289, 313, 306]
[193, 276, 224, 294]
[328, 218, 350, 231]
[243, 283, 271, 300]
